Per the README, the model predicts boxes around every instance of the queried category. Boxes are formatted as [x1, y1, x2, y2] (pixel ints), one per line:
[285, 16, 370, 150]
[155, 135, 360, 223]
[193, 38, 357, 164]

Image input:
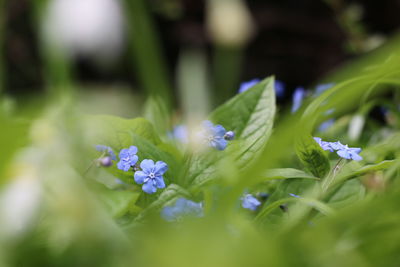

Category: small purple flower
[161, 198, 203, 221]
[224, 131, 235, 141]
[238, 79, 260, 93]
[336, 145, 363, 161]
[96, 145, 117, 160]
[201, 120, 228, 150]
[241, 194, 261, 211]
[117, 146, 139, 172]
[134, 159, 167, 194]
[291, 87, 306, 113]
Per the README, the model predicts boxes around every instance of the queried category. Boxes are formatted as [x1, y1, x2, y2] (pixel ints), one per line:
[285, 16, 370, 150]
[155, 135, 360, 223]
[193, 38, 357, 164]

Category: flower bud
[224, 131, 235, 141]
[99, 156, 113, 167]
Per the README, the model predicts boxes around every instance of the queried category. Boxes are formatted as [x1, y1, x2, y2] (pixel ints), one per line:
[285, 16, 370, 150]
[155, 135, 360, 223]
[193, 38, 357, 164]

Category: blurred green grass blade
[123, 0, 172, 109]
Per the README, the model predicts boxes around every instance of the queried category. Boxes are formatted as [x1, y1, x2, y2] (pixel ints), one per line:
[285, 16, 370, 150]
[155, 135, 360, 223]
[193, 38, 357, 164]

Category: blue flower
[117, 146, 139, 172]
[241, 194, 261, 211]
[95, 145, 117, 160]
[336, 144, 363, 161]
[238, 79, 260, 93]
[161, 198, 203, 221]
[275, 80, 285, 98]
[201, 120, 228, 150]
[289, 193, 301, 198]
[313, 138, 363, 161]
[134, 159, 167, 194]
[315, 83, 334, 95]
[169, 125, 188, 143]
[313, 137, 334, 152]
[291, 87, 306, 113]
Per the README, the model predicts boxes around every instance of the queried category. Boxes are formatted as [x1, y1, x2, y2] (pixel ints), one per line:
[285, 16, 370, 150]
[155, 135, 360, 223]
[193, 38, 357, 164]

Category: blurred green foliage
[0, 1, 400, 267]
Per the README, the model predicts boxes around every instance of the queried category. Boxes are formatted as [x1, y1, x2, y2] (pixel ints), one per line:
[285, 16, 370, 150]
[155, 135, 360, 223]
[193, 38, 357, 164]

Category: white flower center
[148, 173, 155, 179]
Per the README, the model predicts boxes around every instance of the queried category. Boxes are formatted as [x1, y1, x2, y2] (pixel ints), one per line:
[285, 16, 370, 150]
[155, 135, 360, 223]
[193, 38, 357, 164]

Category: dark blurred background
[3, 0, 400, 101]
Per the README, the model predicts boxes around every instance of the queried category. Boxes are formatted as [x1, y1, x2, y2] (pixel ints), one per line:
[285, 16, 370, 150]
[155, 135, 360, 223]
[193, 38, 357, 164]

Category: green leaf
[327, 179, 365, 209]
[210, 76, 276, 167]
[187, 77, 276, 190]
[86, 115, 161, 149]
[295, 135, 330, 178]
[263, 168, 320, 181]
[332, 160, 395, 187]
[96, 185, 141, 218]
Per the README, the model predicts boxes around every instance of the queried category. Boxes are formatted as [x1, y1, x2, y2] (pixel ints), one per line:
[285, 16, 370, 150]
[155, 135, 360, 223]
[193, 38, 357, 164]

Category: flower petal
[213, 125, 226, 137]
[154, 161, 168, 175]
[134, 171, 147, 184]
[154, 176, 165, 189]
[142, 181, 157, 194]
[128, 146, 138, 155]
[350, 152, 363, 161]
[119, 149, 128, 159]
[117, 161, 130, 172]
[214, 138, 228, 151]
[129, 155, 139, 166]
[140, 159, 155, 172]
[337, 149, 351, 160]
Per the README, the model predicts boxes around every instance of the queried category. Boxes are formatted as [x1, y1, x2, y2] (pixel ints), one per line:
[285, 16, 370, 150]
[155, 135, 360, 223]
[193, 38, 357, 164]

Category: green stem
[322, 158, 344, 192]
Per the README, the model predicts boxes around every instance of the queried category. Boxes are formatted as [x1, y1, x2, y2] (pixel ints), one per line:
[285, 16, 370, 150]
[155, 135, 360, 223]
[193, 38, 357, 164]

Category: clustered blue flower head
[96, 145, 117, 161]
[134, 159, 167, 194]
[291, 87, 306, 113]
[238, 79, 260, 93]
[241, 194, 261, 211]
[117, 146, 139, 171]
[314, 137, 363, 161]
[161, 198, 203, 222]
[201, 120, 234, 151]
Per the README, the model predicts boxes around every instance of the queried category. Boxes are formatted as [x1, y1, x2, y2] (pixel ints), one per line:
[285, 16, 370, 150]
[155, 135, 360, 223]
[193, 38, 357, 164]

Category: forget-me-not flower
[134, 159, 167, 194]
[314, 138, 362, 161]
[238, 79, 260, 93]
[117, 146, 139, 171]
[201, 120, 228, 150]
[241, 194, 261, 211]
[161, 198, 203, 221]
[336, 144, 363, 161]
[291, 87, 306, 113]
[96, 145, 117, 160]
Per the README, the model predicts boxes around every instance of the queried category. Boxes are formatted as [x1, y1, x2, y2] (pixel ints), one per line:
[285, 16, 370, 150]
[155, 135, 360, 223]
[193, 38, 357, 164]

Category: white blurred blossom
[0, 166, 42, 238]
[43, 0, 125, 62]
